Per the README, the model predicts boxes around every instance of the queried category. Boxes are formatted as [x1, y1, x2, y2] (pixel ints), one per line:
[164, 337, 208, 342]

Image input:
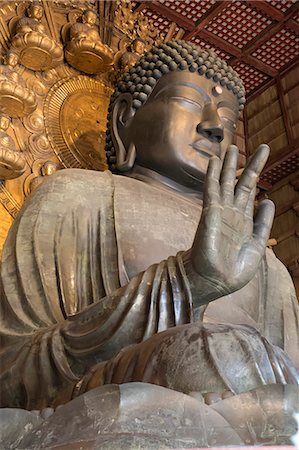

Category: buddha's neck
[127, 165, 204, 202]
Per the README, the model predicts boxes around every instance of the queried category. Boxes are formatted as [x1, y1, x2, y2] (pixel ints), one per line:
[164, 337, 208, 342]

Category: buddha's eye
[170, 96, 203, 111]
[217, 106, 237, 131]
[221, 116, 236, 131]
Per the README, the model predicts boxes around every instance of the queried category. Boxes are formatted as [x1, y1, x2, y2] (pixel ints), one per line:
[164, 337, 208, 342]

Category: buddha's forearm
[62, 254, 193, 373]
[0, 253, 193, 409]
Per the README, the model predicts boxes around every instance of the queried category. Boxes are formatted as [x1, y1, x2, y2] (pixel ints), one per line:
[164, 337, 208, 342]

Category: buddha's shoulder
[35, 169, 115, 197]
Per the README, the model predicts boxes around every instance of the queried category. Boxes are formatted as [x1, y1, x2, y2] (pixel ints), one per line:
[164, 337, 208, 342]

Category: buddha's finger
[220, 145, 238, 205]
[244, 186, 256, 220]
[252, 199, 275, 251]
[204, 156, 220, 206]
[234, 144, 269, 211]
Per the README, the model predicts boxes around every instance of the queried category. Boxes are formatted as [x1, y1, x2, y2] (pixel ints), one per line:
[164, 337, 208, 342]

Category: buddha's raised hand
[183, 144, 275, 305]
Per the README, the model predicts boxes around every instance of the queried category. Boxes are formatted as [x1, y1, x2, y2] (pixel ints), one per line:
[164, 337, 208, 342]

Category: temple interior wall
[246, 62, 299, 297]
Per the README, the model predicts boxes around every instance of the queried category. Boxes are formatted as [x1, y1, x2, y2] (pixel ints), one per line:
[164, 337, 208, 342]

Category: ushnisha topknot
[106, 40, 246, 170]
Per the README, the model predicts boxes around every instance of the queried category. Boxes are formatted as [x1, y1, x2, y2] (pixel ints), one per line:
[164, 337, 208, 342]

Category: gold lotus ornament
[11, 3, 63, 71]
[11, 32, 64, 71]
[0, 53, 37, 118]
[0, 115, 26, 180]
[64, 10, 113, 75]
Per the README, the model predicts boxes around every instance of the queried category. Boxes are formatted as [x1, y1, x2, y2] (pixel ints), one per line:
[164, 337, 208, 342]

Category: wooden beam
[199, 29, 241, 57]
[183, 1, 227, 41]
[276, 226, 299, 244]
[263, 145, 299, 173]
[247, 78, 276, 103]
[287, 19, 299, 35]
[275, 200, 299, 217]
[243, 54, 277, 77]
[148, 1, 193, 31]
[258, 179, 272, 191]
[132, 2, 146, 13]
[248, 1, 284, 22]
[276, 75, 294, 145]
[269, 169, 299, 193]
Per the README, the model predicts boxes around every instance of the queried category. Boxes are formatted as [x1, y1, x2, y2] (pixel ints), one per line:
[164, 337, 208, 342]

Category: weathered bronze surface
[1, 37, 299, 448]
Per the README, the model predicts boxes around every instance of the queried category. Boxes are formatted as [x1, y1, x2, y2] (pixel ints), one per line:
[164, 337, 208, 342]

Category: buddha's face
[7, 53, 18, 68]
[83, 11, 97, 25]
[42, 161, 57, 176]
[29, 5, 43, 20]
[133, 40, 145, 55]
[124, 71, 240, 190]
[0, 115, 10, 131]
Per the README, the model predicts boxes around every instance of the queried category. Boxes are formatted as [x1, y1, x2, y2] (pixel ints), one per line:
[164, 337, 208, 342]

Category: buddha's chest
[114, 176, 201, 281]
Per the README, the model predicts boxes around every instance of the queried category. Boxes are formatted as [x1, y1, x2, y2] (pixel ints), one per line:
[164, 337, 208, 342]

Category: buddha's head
[131, 38, 146, 56]
[28, 3, 43, 20]
[82, 10, 97, 26]
[41, 160, 58, 176]
[6, 51, 18, 68]
[0, 114, 10, 132]
[106, 40, 245, 191]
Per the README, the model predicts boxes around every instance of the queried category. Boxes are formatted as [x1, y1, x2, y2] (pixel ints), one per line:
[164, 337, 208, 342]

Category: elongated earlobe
[116, 142, 136, 172]
[111, 94, 136, 172]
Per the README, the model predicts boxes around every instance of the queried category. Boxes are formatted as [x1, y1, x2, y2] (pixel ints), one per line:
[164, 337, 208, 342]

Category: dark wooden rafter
[258, 179, 273, 191]
[198, 29, 241, 57]
[248, 1, 284, 21]
[276, 75, 294, 145]
[263, 145, 299, 173]
[146, 1, 193, 30]
[242, 55, 277, 77]
[183, 1, 227, 41]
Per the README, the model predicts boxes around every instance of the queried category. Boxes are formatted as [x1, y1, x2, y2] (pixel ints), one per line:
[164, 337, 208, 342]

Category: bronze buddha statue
[0, 40, 298, 448]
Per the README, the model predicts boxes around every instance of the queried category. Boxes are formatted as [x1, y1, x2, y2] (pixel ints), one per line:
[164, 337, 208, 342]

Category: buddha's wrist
[181, 250, 229, 307]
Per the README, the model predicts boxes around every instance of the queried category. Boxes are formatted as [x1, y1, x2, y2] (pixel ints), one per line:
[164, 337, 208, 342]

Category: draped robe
[1, 169, 298, 409]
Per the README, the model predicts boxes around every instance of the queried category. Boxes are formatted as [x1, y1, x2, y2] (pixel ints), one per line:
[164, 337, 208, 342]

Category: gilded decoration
[64, 9, 114, 74]
[114, 0, 160, 45]
[10, 3, 63, 71]
[114, 37, 146, 79]
[23, 158, 59, 194]
[0, 52, 37, 117]
[44, 76, 112, 170]
[0, 115, 26, 180]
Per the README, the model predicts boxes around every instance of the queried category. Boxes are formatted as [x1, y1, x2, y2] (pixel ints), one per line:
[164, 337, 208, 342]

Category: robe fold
[0, 170, 192, 408]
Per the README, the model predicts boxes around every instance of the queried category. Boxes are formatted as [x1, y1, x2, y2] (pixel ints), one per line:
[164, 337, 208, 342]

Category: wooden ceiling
[133, 0, 299, 98]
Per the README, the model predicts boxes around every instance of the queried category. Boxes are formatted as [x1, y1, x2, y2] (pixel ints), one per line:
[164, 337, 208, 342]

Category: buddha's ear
[111, 93, 136, 172]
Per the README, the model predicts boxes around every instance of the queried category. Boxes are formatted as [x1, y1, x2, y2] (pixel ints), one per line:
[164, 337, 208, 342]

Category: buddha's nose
[196, 103, 224, 143]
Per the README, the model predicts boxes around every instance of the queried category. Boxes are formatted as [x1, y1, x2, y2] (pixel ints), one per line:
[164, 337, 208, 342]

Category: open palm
[189, 144, 274, 303]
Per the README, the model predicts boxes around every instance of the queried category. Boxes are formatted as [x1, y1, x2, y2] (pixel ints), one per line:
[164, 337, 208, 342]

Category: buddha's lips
[191, 140, 220, 158]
